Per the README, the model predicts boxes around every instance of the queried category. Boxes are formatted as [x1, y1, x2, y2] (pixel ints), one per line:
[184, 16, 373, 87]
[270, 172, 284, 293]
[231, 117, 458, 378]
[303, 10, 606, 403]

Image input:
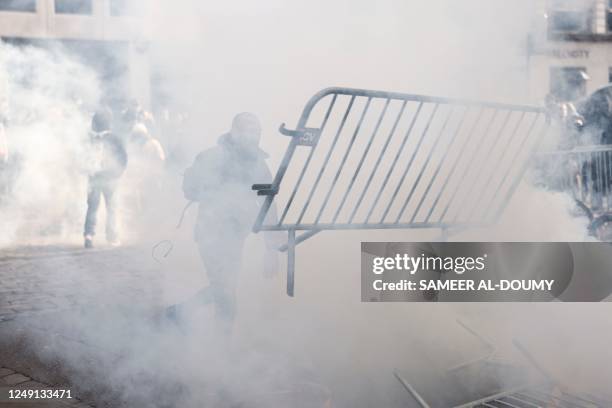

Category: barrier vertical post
[287, 229, 296, 297]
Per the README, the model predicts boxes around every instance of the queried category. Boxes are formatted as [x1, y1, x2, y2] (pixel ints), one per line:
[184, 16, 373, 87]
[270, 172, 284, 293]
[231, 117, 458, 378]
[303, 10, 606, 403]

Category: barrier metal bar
[380, 103, 440, 223]
[513, 392, 559, 407]
[447, 319, 497, 373]
[482, 398, 521, 407]
[539, 144, 612, 154]
[595, 154, 602, 202]
[278, 229, 320, 252]
[437, 109, 500, 222]
[451, 110, 513, 223]
[252, 87, 547, 296]
[296, 96, 356, 224]
[254, 88, 544, 231]
[365, 102, 423, 223]
[525, 389, 594, 408]
[484, 113, 543, 221]
[395, 106, 455, 223]
[456, 387, 601, 408]
[602, 153, 608, 199]
[393, 371, 431, 408]
[410, 107, 469, 223]
[424, 107, 485, 222]
[251, 92, 336, 231]
[314, 97, 373, 224]
[453, 386, 540, 408]
[287, 229, 295, 296]
[292, 87, 543, 111]
[278, 94, 338, 225]
[534, 144, 612, 234]
[258, 221, 489, 231]
[516, 392, 586, 408]
[465, 111, 527, 222]
[348, 100, 407, 223]
[332, 98, 390, 223]
[600, 154, 605, 199]
[604, 150, 610, 201]
[580, 151, 588, 204]
[503, 393, 553, 407]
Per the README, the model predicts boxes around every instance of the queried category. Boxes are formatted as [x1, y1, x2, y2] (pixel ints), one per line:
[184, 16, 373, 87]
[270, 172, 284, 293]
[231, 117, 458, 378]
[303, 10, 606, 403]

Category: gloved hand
[263, 250, 279, 279]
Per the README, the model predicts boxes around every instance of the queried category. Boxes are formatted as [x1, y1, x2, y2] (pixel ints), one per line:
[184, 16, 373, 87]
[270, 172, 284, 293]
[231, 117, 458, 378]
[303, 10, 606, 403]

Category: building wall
[0, 0, 147, 42]
[0, 0, 151, 108]
[528, 0, 612, 103]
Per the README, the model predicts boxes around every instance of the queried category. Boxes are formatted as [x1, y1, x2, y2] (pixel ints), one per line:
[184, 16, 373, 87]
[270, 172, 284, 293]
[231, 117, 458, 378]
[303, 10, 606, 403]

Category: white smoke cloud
[1, 1, 610, 407]
[0, 41, 99, 245]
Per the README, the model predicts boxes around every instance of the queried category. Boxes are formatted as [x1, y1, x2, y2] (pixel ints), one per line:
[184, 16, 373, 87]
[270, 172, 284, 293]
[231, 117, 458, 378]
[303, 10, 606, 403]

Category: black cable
[151, 201, 195, 263]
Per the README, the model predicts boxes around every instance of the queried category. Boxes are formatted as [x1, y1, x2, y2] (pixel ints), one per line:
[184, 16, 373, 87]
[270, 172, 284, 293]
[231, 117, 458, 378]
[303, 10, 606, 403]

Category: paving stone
[0, 367, 15, 376]
[1, 373, 30, 385]
[0, 245, 165, 406]
[0, 245, 163, 321]
[15, 380, 47, 388]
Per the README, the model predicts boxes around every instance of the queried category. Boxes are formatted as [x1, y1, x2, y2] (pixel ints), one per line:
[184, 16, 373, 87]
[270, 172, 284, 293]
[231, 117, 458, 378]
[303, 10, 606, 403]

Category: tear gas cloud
[1, 0, 611, 407]
[0, 41, 99, 246]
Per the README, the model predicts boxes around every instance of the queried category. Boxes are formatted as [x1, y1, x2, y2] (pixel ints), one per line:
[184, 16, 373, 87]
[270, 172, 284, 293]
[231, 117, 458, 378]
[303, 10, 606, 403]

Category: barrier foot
[287, 229, 296, 297]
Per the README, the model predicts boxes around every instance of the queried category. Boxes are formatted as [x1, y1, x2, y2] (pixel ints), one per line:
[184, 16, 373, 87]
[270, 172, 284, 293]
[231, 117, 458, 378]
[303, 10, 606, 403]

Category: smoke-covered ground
[1, 194, 610, 407]
[1, 0, 612, 407]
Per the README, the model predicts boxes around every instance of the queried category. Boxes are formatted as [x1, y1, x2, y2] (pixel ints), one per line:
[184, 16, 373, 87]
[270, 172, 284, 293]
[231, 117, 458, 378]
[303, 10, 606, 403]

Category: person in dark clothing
[576, 87, 612, 209]
[169, 112, 279, 329]
[579, 87, 612, 145]
[83, 108, 128, 248]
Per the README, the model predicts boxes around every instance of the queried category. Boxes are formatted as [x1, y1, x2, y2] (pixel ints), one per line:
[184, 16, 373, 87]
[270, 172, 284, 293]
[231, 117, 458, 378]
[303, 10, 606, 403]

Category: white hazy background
[150, 0, 536, 160]
[0, 42, 98, 245]
[1, 0, 611, 407]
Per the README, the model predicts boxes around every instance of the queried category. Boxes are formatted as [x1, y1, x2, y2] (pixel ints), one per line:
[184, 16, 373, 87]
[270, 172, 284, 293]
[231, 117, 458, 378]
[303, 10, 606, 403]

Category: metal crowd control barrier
[252, 87, 549, 296]
[453, 385, 607, 408]
[401, 380, 607, 408]
[536, 144, 612, 235]
[395, 323, 611, 408]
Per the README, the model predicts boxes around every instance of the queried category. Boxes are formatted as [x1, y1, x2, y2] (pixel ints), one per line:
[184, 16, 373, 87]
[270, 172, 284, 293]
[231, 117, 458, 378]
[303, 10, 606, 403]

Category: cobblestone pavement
[0, 365, 92, 407]
[0, 245, 164, 322]
[0, 244, 167, 407]
[0, 244, 333, 408]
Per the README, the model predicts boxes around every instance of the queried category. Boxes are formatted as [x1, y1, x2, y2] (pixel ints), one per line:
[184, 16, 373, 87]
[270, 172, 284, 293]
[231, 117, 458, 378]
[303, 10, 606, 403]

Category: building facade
[528, 0, 612, 103]
[0, 0, 151, 108]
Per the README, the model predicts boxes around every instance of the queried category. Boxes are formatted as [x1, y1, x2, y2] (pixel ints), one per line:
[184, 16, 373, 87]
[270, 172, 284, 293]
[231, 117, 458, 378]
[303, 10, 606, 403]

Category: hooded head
[92, 107, 113, 133]
[122, 99, 142, 123]
[230, 112, 261, 148]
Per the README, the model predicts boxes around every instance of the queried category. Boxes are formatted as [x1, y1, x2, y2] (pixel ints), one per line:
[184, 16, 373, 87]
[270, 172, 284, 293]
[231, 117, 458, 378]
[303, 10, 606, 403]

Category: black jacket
[88, 130, 128, 181]
[182, 133, 273, 234]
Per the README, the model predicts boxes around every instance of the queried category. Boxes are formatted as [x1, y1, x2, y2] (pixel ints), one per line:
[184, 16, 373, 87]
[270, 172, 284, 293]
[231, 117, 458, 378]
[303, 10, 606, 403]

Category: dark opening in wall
[550, 66, 588, 101]
[54, 0, 93, 15]
[607, 0, 612, 32]
[0, 0, 36, 12]
[547, 0, 593, 34]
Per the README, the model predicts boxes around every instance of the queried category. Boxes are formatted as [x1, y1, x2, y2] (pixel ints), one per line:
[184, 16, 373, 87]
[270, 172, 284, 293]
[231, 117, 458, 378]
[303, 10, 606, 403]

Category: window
[54, 0, 92, 15]
[549, 11, 590, 32]
[607, 0, 612, 32]
[548, 0, 593, 34]
[0, 0, 36, 12]
[550, 67, 589, 101]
